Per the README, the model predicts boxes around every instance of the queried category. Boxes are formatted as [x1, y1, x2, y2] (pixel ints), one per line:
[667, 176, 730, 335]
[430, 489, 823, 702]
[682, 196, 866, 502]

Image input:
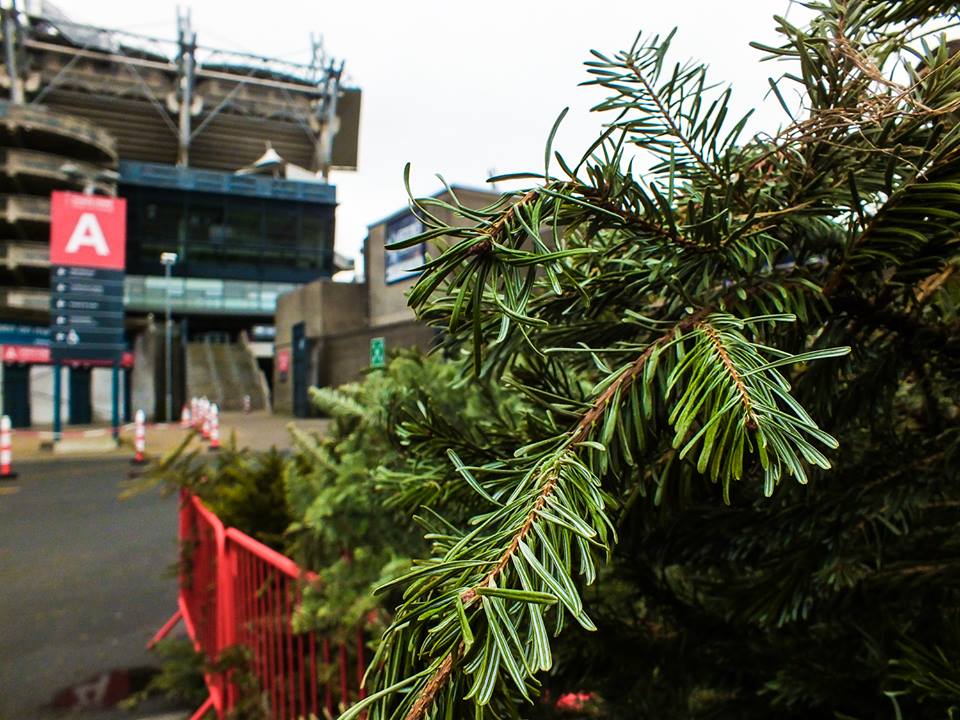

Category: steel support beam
[3, 5, 24, 104]
[176, 8, 196, 167]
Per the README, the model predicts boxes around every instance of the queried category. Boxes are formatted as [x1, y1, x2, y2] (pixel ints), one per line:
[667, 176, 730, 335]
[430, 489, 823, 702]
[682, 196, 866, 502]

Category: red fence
[151, 491, 365, 720]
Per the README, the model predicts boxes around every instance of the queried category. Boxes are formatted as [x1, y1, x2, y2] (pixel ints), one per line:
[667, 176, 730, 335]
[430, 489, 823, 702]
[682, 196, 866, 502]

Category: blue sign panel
[50, 266, 126, 361]
[0, 323, 50, 346]
[384, 212, 425, 284]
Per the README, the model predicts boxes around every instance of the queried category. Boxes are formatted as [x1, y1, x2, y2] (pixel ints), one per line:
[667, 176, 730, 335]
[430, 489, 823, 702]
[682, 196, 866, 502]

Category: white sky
[55, 0, 800, 263]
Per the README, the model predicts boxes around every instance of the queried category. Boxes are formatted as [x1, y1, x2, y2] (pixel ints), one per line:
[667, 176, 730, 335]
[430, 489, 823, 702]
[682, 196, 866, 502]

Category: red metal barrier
[151, 491, 366, 719]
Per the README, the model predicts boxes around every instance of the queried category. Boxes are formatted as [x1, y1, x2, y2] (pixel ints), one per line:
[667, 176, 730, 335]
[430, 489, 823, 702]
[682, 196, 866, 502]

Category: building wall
[318, 322, 435, 389]
[366, 187, 497, 328]
[273, 186, 498, 414]
[273, 281, 367, 414]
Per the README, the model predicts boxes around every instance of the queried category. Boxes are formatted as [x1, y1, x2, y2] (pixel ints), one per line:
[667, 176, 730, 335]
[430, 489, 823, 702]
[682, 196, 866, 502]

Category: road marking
[0, 485, 20, 495]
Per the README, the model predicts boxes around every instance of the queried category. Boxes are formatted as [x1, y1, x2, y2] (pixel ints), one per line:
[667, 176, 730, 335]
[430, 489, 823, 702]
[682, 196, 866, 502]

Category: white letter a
[65, 213, 109, 256]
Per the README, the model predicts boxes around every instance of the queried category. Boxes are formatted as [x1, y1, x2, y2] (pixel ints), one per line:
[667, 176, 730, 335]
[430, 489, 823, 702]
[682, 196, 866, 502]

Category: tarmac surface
[0, 457, 179, 719]
[0, 413, 328, 720]
[8, 410, 330, 462]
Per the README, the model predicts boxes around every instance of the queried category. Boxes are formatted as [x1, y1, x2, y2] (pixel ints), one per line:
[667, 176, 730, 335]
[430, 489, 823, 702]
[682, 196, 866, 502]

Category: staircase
[186, 341, 269, 411]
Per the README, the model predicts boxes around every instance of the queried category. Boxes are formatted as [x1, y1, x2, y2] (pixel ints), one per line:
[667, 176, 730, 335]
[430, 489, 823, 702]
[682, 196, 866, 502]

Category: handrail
[224, 526, 316, 582]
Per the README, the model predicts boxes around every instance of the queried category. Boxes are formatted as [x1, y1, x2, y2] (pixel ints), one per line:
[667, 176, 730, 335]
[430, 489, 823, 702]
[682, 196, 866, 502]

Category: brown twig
[462, 189, 539, 257]
[404, 649, 461, 720]
[696, 321, 759, 430]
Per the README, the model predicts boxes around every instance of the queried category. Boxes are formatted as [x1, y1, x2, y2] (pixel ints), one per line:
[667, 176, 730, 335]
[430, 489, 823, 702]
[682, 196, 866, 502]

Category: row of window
[124, 275, 298, 315]
[121, 186, 336, 279]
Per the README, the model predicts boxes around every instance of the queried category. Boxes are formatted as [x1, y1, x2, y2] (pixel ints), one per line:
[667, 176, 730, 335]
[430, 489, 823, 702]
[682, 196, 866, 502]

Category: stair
[185, 341, 268, 411]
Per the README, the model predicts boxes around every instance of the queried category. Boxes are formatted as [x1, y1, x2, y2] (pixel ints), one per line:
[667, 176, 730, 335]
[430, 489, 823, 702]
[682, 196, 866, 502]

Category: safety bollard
[1, 415, 17, 480]
[180, 403, 191, 429]
[131, 409, 147, 465]
[209, 403, 220, 452]
[243, 394, 250, 414]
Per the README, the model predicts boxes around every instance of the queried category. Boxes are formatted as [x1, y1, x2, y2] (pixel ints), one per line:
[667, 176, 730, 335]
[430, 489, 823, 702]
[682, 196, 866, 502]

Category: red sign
[50, 191, 127, 270]
[2, 344, 49, 364]
[276, 349, 290, 375]
[1, 345, 133, 367]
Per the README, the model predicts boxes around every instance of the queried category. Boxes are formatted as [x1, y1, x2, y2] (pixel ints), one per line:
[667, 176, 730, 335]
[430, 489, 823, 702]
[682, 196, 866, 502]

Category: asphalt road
[0, 458, 180, 719]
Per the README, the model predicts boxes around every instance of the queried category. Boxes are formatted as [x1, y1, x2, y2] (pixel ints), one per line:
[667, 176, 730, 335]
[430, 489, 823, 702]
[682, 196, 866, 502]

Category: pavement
[6, 411, 330, 464]
[0, 412, 328, 720]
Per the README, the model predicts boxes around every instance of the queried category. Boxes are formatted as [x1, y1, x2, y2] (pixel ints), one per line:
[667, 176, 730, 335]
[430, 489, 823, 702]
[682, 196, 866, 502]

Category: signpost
[49, 191, 127, 441]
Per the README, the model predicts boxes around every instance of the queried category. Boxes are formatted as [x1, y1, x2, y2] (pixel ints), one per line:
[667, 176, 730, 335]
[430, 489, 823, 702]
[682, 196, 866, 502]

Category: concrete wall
[275, 280, 367, 348]
[273, 281, 367, 414]
[28, 365, 69, 425]
[318, 321, 435, 389]
[92, 367, 126, 422]
[132, 326, 157, 420]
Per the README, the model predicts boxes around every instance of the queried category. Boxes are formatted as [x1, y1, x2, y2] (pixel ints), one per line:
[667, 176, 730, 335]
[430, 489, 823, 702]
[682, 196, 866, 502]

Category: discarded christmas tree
[347, 3, 960, 718]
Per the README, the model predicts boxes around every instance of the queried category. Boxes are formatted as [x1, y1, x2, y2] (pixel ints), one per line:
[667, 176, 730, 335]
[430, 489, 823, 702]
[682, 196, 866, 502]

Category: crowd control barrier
[150, 491, 365, 719]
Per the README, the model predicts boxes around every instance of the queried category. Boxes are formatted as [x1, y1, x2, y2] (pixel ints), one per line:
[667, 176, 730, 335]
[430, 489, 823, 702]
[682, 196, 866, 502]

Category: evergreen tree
[343, 2, 960, 719]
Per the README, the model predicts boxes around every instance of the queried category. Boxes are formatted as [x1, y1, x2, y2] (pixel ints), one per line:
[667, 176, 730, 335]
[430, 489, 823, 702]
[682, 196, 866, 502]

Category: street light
[160, 252, 178, 422]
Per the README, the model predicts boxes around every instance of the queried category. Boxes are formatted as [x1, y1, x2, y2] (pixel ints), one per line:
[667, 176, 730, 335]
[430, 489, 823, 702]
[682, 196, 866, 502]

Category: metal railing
[152, 491, 365, 719]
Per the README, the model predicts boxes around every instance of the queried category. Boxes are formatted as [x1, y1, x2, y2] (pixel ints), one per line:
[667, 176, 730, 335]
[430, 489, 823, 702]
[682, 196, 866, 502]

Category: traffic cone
[201, 400, 211, 440]
[209, 403, 220, 452]
[191, 397, 199, 430]
[1, 415, 17, 480]
[180, 403, 191, 429]
[131, 409, 147, 465]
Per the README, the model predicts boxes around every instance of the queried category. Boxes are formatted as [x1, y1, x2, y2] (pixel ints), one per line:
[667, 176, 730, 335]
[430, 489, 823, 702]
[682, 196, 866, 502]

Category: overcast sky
[56, 0, 799, 263]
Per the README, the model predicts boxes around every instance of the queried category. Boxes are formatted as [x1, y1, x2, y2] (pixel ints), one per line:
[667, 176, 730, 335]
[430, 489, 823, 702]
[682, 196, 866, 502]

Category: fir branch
[463, 188, 539, 257]
[621, 56, 725, 186]
[399, 329, 678, 719]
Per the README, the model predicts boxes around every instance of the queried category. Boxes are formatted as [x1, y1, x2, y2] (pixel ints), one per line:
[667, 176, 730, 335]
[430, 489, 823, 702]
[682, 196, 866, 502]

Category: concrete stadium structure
[0, 3, 360, 425]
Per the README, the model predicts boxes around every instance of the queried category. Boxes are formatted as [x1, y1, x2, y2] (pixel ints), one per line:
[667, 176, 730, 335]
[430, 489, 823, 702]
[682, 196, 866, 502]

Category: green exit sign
[370, 336, 386, 368]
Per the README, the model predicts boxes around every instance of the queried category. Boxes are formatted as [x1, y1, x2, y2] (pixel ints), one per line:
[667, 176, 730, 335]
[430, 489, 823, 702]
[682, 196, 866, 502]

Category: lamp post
[160, 252, 178, 422]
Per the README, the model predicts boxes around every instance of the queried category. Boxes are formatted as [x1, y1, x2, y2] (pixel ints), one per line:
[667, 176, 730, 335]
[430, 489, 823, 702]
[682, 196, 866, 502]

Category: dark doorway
[2, 365, 30, 428]
[292, 322, 308, 418]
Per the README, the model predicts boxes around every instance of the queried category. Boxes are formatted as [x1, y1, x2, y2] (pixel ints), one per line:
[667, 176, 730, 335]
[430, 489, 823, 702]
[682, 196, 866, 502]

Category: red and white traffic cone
[180, 403, 191, 429]
[190, 397, 199, 430]
[1, 415, 17, 480]
[208, 403, 220, 452]
[131, 409, 147, 465]
[201, 400, 211, 440]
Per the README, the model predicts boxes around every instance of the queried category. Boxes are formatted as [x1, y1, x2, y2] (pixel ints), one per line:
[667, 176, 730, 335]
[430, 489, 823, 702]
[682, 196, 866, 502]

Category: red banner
[1, 345, 133, 367]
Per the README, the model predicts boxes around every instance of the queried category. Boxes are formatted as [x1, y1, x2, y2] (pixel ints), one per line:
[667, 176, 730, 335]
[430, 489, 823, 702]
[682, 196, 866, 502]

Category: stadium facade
[0, 2, 360, 425]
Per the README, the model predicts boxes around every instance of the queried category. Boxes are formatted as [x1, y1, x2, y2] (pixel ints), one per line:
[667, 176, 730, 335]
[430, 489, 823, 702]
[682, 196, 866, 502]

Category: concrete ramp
[185, 341, 268, 411]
